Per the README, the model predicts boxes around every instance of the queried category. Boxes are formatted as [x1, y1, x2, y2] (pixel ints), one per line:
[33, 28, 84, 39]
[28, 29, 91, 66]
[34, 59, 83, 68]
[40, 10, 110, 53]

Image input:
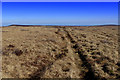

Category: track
[28, 27, 108, 79]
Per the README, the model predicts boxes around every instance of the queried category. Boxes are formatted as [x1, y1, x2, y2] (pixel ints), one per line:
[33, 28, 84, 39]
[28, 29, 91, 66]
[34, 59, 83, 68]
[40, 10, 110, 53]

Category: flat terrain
[2, 25, 120, 79]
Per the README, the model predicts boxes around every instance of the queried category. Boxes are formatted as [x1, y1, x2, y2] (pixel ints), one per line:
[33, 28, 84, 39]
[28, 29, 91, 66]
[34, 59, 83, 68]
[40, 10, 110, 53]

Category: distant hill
[3, 24, 119, 28]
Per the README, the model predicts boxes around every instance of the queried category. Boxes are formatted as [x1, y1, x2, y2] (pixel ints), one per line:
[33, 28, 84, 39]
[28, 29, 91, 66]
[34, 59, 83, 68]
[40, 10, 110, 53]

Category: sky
[1, 0, 120, 2]
[2, 2, 118, 26]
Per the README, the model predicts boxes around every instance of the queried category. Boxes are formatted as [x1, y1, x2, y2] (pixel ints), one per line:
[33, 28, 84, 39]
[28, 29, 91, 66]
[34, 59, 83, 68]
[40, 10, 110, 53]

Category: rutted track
[28, 27, 119, 79]
[29, 27, 87, 79]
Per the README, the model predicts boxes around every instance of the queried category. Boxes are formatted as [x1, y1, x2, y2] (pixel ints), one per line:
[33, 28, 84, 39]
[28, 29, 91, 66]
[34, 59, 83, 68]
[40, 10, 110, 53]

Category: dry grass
[2, 26, 120, 79]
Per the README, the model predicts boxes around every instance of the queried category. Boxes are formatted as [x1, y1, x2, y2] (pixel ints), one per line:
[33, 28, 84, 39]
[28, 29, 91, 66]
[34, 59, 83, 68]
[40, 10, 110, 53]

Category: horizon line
[2, 24, 119, 27]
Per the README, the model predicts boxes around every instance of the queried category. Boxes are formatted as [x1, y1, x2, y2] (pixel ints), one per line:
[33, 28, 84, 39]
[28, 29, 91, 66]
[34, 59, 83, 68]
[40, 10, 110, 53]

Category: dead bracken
[12, 49, 23, 56]
[8, 44, 15, 48]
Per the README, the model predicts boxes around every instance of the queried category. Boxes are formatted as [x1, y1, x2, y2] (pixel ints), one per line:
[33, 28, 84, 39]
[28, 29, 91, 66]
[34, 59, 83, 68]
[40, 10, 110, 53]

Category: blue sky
[2, 2, 118, 26]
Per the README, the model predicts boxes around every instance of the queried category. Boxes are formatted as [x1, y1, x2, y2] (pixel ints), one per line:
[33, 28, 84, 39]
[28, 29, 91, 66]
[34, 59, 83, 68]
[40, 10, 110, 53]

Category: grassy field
[2, 25, 120, 79]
